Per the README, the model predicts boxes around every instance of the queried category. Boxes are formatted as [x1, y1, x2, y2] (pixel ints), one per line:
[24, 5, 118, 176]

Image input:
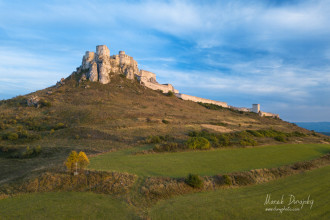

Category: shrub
[217, 135, 231, 147]
[234, 175, 254, 185]
[274, 135, 286, 142]
[145, 135, 162, 144]
[162, 119, 170, 124]
[246, 130, 263, 137]
[223, 175, 232, 185]
[185, 137, 210, 150]
[198, 102, 223, 110]
[39, 99, 51, 107]
[166, 91, 174, 97]
[153, 142, 184, 152]
[291, 131, 307, 137]
[185, 174, 203, 188]
[292, 161, 314, 170]
[55, 123, 66, 130]
[7, 132, 19, 141]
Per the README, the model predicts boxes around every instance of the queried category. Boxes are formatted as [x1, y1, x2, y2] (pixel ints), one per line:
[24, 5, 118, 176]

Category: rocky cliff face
[80, 45, 139, 84]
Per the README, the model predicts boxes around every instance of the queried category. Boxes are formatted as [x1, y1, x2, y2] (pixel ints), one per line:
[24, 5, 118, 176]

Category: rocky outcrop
[76, 44, 278, 118]
[82, 51, 95, 69]
[27, 96, 40, 107]
[88, 62, 98, 82]
[80, 45, 139, 84]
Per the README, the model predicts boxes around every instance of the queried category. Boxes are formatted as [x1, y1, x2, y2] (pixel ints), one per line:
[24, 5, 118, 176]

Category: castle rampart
[78, 45, 279, 118]
[175, 93, 228, 108]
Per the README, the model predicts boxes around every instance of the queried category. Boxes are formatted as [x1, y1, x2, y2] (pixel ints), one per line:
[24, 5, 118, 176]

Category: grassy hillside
[0, 192, 138, 220]
[0, 75, 327, 183]
[89, 144, 330, 177]
[150, 165, 330, 220]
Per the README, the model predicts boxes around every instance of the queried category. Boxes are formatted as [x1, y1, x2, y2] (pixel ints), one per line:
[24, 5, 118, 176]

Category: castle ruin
[77, 45, 279, 118]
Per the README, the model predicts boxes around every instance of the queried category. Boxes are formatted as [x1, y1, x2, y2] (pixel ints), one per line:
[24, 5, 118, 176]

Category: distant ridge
[294, 122, 330, 133]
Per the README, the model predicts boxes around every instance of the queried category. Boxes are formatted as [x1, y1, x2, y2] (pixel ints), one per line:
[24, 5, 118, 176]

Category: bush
[223, 175, 232, 185]
[145, 135, 162, 144]
[166, 91, 174, 97]
[7, 132, 19, 141]
[55, 123, 66, 130]
[39, 99, 51, 107]
[291, 131, 307, 137]
[217, 134, 230, 147]
[145, 135, 173, 144]
[274, 135, 286, 142]
[198, 102, 223, 110]
[185, 137, 210, 150]
[162, 119, 170, 124]
[234, 175, 254, 185]
[153, 142, 184, 152]
[185, 174, 203, 188]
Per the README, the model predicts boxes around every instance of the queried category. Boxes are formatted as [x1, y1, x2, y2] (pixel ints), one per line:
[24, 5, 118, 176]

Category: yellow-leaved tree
[78, 151, 90, 171]
[65, 151, 78, 173]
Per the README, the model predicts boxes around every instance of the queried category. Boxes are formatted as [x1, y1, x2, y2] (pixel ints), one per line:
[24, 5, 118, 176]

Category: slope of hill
[0, 74, 327, 184]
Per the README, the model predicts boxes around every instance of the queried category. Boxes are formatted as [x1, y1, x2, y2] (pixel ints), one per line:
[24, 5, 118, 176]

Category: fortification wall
[259, 111, 279, 118]
[229, 106, 251, 112]
[143, 81, 178, 93]
[138, 70, 157, 83]
[175, 93, 228, 108]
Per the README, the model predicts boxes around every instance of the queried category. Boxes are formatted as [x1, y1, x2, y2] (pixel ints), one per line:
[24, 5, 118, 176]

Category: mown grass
[0, 192, 138, 220]
[89, 144, 330, 177]
[150, 165, 330, 220]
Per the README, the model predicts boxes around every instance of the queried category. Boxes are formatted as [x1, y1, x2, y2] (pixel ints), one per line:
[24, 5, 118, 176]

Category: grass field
[0, 192, 138, 220]
[89, 144, 330, 177]
[150, 165, 330, 220]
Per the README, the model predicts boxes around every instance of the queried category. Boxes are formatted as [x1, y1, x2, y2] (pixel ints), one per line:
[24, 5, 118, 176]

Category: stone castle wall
[143, 81, 178, 93]
[259, 111, 279, 118]
[175, 93, 228, 108]
[78, 45, 279, 118]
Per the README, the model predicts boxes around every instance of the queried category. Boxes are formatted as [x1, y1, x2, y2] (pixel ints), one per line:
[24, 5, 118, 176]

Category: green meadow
[89, 144, 330, 177]
[150, 165, 330, 220]
[0, 192, 138, 220]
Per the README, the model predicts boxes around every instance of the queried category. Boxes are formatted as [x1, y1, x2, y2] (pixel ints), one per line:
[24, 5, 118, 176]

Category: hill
[0, 72, 327, 183]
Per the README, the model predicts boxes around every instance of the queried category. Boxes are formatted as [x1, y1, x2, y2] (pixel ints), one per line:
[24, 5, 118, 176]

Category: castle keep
[77, 45, 279, 118]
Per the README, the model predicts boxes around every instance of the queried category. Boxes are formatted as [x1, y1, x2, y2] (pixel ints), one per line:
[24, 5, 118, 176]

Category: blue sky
[0, 0, 329, 122]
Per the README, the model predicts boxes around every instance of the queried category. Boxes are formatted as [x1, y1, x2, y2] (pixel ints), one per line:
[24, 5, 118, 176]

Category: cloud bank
[0, 0, 329, 121]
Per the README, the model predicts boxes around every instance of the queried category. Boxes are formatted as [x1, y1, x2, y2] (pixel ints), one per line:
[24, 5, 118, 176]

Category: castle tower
[252, 104, 260, 113]
[96, 45, 110, 58]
